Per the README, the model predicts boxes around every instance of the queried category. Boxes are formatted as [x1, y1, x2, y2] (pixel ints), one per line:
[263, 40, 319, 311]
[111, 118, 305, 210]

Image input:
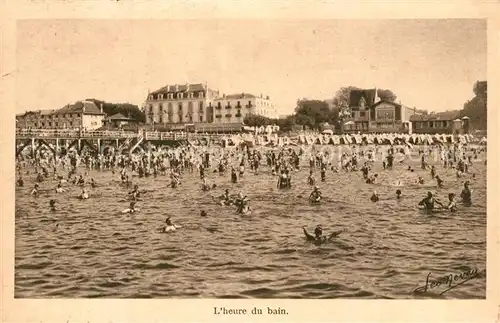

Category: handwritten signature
[413, 268, 485, 295]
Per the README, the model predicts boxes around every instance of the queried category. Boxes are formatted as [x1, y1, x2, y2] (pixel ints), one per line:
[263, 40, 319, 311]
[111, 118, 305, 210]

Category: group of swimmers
[17, 139, 485, 245]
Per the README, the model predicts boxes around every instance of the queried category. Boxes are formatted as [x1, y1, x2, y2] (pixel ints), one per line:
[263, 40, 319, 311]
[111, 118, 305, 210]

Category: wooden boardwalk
[15, 129, 228, 158]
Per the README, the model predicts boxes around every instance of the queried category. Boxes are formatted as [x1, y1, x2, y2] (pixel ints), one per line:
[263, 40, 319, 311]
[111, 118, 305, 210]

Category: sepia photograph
[12, 18, 487, 301]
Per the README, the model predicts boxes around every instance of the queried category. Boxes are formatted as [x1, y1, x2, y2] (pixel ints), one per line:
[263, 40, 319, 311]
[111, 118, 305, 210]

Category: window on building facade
[199, 101, 204, 112]
[360, 112, 366, 117]
[429, 121, 434, 128]
[159, 105, 163, 113]
[199, 91, 204, 98]
[148, 95, 153, 100]
[159, 94, 163, 100]
[376, 110, 395, 120]
[351, 112, 355, 118]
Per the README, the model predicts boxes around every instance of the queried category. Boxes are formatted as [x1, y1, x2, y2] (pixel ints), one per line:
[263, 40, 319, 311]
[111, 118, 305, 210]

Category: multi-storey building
[213, 93, 278, 124]
[143, 83, 278, 128]
[16, 100, 105, 130]
[144, 83, 219, 126]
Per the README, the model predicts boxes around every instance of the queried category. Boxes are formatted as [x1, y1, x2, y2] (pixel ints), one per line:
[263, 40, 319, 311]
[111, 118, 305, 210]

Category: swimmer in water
[17, 177, 24, 187]
[49, 199, 56, 211]
[129, 185, 142, 200]
[418, 191, 444, 212]
[231, 167, 238, 183]
[235, 193, 251, 214]
[302, 225, 346, 245]
[55, 183, 65, 193]
[309, 186, 322, 204]
[79, 188, 89, 200]
[366, 174, 378, 184]
[370, 191, 379, 202]
[31, 184, 39, 197]
[201, 177, 211, 191]
[460, 181, 472, 206]
[417, 176, 424, 185]
[308, 170, 315, 186]
[161, 217, 182, 232]
[200, 210, 207, 217]
[447, 193, 457, 213]
[396, 189, 402, 199]
[435, 175, 444, 188]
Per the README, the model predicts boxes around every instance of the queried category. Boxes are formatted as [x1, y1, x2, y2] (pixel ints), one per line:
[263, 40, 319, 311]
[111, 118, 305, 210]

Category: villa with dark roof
[344, 88, 420, 133]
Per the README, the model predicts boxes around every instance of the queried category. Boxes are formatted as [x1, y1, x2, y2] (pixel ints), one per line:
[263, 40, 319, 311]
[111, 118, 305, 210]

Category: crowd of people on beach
[16, 136, 486, 245]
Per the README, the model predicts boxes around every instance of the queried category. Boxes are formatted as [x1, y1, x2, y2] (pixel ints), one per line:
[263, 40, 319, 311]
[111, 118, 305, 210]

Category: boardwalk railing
[15, 129, 230, 141]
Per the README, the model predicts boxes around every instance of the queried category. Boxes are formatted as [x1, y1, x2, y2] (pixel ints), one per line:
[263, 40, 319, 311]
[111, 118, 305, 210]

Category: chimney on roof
[186, 82, 190, 91]
[100, 103, 103, 114]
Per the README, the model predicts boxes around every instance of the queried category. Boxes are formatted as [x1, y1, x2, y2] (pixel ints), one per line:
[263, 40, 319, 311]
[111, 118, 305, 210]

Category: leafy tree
[473, 81, 487, 97]
[460, 81, 487, 131]
[86, 98, 146, 122]
[295, 99, 335, 130]
[275, 115, 296, 132]
[243, 114, 271, 127]
[377, 89, 397, 102]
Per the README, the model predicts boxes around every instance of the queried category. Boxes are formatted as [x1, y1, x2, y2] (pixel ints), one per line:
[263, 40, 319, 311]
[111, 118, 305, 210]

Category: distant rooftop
[151, 83, 217, 95]
[56, 100, 104, 115]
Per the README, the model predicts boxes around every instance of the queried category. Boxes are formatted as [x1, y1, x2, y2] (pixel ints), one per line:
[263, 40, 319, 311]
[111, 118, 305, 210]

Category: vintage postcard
[1, 1, 499, 322]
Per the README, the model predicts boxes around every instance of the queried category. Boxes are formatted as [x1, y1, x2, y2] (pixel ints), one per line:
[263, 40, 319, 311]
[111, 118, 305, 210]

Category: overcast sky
[16, 19, 486, 115]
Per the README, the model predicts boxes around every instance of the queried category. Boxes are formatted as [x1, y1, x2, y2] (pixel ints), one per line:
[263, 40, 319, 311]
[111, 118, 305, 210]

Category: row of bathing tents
[295, 133, 475, 146]
[212, 133, 477, 147]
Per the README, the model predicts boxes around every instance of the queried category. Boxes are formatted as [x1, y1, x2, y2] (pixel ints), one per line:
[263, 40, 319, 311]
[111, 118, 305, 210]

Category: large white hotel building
[143, 82, 278, 127]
